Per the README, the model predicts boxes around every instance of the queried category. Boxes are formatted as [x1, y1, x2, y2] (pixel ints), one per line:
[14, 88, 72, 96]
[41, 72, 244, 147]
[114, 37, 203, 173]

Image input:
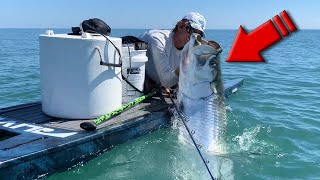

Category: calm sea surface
[0, 28, 319, 180]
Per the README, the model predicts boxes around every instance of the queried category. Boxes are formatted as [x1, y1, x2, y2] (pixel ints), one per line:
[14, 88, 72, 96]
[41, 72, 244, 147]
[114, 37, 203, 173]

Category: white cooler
[121, 44, 148, 103]
[39, 31, 122, 119]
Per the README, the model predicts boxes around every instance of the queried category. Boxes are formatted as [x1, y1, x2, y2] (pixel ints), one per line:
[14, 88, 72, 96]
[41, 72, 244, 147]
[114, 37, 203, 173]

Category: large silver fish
[178, 33, 227, 154]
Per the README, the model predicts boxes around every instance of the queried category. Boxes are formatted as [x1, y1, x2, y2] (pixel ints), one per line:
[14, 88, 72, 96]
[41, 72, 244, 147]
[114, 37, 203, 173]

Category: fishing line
[167, 90, 216, 180]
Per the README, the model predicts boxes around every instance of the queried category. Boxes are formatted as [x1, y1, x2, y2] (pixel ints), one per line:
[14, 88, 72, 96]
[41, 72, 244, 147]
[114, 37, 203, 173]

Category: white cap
[182, 12, 206, 33]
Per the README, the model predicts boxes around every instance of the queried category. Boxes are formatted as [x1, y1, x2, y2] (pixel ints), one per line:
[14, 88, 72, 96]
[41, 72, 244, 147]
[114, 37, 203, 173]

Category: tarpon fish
[178, 33, 227, 153]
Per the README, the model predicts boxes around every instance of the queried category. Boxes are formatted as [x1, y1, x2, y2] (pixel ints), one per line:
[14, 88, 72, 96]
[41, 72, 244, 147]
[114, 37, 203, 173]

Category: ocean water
[0, 28, 320, 180]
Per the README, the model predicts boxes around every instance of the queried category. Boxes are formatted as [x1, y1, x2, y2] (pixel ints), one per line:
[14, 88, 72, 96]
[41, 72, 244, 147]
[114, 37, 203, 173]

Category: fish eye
[209, 59, 216, 68]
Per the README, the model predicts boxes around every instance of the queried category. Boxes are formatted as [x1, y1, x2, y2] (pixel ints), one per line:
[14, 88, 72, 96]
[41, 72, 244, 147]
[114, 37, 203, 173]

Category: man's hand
[165, 88, 171, 94]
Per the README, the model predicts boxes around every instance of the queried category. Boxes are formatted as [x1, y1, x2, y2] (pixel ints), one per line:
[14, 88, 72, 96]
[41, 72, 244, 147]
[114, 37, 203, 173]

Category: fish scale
[183, 96, 227, 153]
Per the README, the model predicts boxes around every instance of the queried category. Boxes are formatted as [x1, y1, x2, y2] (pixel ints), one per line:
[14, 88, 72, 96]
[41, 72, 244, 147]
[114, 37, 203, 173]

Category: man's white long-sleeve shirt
[140, 30, 181, 88]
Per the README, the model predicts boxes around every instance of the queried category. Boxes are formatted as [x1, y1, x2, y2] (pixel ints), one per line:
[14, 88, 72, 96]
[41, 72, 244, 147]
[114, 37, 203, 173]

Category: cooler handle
[94, 46, 122, 67]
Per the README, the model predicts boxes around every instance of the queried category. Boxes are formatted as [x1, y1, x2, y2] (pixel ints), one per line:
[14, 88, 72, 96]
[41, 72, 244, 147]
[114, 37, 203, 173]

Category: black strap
[121, 74, 144, 93]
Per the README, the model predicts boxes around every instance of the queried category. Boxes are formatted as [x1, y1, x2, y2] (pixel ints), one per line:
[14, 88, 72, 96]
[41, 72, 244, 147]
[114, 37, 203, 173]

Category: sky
[0, 0, 319, 29]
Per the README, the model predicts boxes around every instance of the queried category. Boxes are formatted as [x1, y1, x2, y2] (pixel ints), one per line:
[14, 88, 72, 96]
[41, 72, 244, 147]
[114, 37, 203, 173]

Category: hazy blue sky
[0, 0, 319, 29]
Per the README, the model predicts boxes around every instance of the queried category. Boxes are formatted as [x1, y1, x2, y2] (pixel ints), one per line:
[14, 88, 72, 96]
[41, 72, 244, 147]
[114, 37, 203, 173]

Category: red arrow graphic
[226, 10, 297, 62]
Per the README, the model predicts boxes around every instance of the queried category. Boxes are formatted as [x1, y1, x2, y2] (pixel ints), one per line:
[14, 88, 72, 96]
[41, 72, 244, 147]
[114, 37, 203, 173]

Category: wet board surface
[0, 78, 244, 180]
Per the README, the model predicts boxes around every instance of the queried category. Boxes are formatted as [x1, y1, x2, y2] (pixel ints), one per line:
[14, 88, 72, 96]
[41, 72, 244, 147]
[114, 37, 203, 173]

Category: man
[139, 12, 206, 92]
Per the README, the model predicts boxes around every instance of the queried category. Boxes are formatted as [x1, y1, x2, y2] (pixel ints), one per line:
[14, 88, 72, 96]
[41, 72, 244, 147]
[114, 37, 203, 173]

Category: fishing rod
[167, 90, 216, 180]
[80, 89, 158, 131]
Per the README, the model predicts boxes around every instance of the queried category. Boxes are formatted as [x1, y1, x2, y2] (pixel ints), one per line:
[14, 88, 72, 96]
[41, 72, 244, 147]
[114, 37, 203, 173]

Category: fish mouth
[183, 81, 215, 99]
[190, 34, 224, 95]
[192, 33, 222, 53]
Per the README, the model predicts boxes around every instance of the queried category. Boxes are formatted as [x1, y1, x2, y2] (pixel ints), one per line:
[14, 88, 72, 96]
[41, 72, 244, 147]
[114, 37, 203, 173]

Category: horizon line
[0, 27, 319, 30]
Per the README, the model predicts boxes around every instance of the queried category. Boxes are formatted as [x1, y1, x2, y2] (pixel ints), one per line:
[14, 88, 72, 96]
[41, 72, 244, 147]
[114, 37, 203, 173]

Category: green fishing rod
[80, 89, 158, 131]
